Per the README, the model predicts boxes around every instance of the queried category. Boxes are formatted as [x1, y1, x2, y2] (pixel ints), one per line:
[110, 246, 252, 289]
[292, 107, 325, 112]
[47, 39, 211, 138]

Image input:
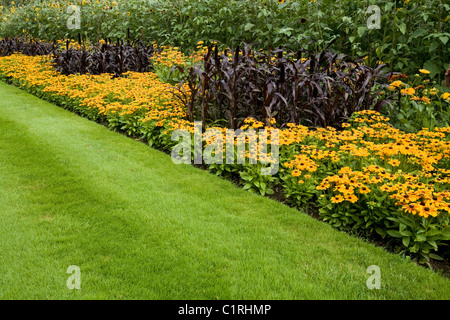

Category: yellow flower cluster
[151, 45, 188, 68]
[0, 53, 187, 125]
[283, 110, 450, 218]
[387, 70, 450, 104]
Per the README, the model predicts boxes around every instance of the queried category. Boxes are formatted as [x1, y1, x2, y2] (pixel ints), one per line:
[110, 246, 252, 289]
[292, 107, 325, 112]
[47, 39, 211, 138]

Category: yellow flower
[388, 159, 401, 167]
[345, 194, 359, 203]
[331, 195, 345, 203]
[359, 186, 371, 194]
[400, 87, 415, 96]
[389, 80, 404, 90]
[441, 92, 450, 100]
[421, 96, 431, 104]
[419, 69, 430, 74]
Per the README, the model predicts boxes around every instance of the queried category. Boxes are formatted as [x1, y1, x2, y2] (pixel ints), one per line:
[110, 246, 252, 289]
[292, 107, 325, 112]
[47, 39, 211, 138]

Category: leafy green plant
[1, 0, 448, 79]
[381, 71, 450, 132]
[385, 212, 450, 265]
[238, 164, 277, 196]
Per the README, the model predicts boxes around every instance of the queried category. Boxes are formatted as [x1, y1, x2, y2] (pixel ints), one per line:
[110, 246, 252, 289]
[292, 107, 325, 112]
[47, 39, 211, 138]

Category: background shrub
[0, 0, 448, 80]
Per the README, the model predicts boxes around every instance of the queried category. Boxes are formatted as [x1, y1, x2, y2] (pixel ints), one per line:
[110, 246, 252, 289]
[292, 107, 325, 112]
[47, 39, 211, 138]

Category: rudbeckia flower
[400, 87, 415, 96]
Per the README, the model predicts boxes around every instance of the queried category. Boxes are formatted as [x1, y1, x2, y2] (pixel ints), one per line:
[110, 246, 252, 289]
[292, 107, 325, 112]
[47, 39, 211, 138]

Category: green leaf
[402, 237, 410, 247]
[357, 27, 367, 38]
[278, 27, 294, 37]
[243, 183, 252, 190]
[397, 22, 407, 35]
[384, 2, 395, 11]
[244, 23, 254, 31]
[386, 230, 402, 238]
[439, 36, 449, 45]
[427, 240, 438, 249]
[410, 28, 427, 39]
[423, 60, 441, 78]
[415, 234, 427, 242]
[400, 230, 413, 237]
[428, 42, 439, 53]
[398, 217, 414, 227]
[442, 228, 450, 240]
[429, 253, 444, 261]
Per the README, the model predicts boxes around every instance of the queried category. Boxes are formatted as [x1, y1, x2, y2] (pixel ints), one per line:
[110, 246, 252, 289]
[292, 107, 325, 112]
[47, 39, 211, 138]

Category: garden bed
[0, 46, 448, 268]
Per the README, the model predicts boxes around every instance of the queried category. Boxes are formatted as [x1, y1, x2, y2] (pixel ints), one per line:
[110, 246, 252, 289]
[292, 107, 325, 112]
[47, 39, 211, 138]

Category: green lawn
[0, 81, 449, 300]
